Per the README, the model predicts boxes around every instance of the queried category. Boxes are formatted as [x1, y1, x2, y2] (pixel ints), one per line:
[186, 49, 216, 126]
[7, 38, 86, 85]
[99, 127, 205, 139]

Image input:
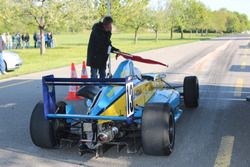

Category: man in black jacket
[87, 16, 120, 78]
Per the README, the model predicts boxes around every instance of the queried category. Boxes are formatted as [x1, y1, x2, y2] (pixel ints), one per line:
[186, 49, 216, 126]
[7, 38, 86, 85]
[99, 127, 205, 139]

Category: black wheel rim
[168, 113, 175, 147]
[196, 79, 199, 99]
[54, 102, 69, 140]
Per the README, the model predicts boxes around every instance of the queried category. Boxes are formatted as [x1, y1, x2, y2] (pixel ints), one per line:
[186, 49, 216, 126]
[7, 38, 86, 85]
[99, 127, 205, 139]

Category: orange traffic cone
[65, 63, 83, 100]
[81, 61, 88, 78]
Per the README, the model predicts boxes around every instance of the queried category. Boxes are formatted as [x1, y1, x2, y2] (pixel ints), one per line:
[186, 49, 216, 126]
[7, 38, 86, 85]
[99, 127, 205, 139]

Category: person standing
[21, 33, 25, 49]
[0, 35, 7, 75]
[7, 32, 12, 50]
[16, 33, 21, 49]
[36, 33, 41, 48]
[1, 33, 7, 50]
[33, 32, 37, 48]
[25, 33, 30, 48]
[87, 16, 120, 78]
[48, 32, 53, 48]
[12, 33, 16, 49]
[45, 33, 49, 48]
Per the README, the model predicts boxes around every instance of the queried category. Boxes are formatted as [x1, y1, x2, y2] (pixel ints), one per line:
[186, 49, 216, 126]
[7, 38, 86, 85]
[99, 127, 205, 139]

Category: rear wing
[42, 75, 134, 121]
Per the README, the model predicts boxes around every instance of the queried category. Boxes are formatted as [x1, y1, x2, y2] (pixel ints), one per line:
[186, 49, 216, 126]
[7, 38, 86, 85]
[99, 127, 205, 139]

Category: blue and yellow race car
[30, 58, 199, 157]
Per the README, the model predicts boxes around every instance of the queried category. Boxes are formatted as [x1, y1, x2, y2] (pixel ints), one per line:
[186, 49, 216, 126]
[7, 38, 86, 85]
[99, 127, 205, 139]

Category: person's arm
[103, 32, 118, 53]
[111, 45, 120, 53]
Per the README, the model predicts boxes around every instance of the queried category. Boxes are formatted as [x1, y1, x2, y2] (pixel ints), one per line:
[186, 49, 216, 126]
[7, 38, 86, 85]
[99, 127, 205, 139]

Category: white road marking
[0, 80, 32, 89]
[0, 103, 16, 108]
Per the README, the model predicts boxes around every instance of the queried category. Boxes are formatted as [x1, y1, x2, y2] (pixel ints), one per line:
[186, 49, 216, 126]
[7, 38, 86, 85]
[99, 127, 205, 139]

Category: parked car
[2, 51, 23, 71]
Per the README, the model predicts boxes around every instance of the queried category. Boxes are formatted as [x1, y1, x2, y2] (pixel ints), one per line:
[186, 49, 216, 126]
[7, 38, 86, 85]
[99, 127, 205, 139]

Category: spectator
[49, 32, 55, 48]
[16, 33, 21, 49]
[47, 32, 52, 48]
[36, 33, 41, 48]
[33, 32, 37, 48]
[45, 33, 49, 48]
[7, 32, 12, 50]
[12, 33, 16, 49]
[0, 34, 7, 75]
[1, 33, 7, 49]
[87, 16, 120, 78]
[21, 33, 25, 49]
[24, 33, 30, 48]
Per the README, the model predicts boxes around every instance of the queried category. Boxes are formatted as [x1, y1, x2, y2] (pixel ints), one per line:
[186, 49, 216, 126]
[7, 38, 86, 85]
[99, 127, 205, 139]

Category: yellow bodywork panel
[98, 80, 158, 124]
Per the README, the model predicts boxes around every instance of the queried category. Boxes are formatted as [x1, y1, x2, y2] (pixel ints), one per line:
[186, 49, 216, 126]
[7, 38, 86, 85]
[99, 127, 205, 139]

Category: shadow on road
[229, 65, 250, 72]
[239, 44, 250, 49]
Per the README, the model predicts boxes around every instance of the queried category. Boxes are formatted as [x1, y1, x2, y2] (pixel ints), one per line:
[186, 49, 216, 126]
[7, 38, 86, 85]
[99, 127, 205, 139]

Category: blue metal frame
[42, 75, 57, 119]
[47, 114, 128, 121]
[44, 77, 127, 86]
[42, 75, 133, 121]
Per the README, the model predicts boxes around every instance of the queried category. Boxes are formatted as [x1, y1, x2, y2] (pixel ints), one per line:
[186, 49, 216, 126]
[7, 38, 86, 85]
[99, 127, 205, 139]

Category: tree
[210, 10, 227, 33]
[225, 13, 240, 33]
[15, 0, 86, 55]
[185, 0, 208, 36]
[119, 0, 149, 43]
[236, 13, 249, 32]
[96, 0, 131, 28]
[165, 0, 187, 39]
[66, 0, 98, 32]
[0, 0, 24, 33]
[148, 10, 165, 41]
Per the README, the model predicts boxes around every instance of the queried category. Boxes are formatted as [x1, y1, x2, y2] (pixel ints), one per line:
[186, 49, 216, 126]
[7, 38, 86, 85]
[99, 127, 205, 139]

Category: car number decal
[126, 81, 134, 117]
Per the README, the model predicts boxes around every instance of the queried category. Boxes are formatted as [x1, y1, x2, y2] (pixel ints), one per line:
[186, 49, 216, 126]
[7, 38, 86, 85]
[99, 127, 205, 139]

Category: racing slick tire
[183, 76, 199, 108]
[142, 103, 175, 156]
[30, 102, 56, 148]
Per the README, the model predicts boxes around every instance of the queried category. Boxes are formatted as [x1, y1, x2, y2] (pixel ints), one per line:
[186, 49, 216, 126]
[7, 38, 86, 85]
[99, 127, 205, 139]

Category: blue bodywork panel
[90, 60, 140, 116]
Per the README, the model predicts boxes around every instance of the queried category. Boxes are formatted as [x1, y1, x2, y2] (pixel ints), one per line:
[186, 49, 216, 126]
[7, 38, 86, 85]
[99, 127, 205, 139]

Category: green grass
[0, 32, 219, 79]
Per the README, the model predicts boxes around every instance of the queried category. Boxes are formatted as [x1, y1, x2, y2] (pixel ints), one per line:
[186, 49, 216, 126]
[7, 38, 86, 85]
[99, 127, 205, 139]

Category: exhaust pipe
[97, 127, 119, 143]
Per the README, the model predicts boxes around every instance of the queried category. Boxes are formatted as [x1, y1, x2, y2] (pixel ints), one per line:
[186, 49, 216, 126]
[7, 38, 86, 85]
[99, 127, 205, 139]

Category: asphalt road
[0, 34, 250, 167]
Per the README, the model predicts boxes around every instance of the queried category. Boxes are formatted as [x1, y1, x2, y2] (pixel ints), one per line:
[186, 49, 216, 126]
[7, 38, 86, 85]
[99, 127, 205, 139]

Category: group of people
[1, 33, 30, 50]
[33, 32, 54, 48]
[1, 32, 55, 50]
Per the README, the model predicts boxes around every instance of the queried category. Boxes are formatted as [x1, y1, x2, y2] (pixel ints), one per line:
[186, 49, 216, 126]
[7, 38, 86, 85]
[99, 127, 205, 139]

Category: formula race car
[30, 53, 199, 156]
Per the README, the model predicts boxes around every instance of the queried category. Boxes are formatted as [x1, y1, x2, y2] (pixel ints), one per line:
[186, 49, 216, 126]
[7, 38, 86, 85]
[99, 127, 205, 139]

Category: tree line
[0, 0, 249, 54]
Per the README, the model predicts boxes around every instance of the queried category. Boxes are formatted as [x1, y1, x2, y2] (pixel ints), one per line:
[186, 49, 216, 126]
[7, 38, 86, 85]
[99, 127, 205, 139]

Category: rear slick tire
[30, 102, 57, 148]
[142, 103, 175, 156]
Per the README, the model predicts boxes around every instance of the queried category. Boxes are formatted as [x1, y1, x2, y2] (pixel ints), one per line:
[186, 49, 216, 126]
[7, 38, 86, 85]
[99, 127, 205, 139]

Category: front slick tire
[142, 103, 175, 156]
[30, 102, 57, 148]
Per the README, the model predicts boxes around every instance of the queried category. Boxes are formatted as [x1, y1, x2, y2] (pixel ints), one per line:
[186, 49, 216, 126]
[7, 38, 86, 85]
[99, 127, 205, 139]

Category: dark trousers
[91, 67, 106, 78]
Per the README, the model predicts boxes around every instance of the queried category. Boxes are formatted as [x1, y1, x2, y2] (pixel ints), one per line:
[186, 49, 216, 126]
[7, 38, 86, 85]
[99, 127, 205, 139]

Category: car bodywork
[44, 60, 181, 122]
[2, 51, 23, 71]
[30, 59, 199, 157]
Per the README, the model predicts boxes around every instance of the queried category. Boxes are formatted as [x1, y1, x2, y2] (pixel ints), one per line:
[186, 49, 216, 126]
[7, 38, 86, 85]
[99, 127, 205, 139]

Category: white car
[2, 51, 23, 71]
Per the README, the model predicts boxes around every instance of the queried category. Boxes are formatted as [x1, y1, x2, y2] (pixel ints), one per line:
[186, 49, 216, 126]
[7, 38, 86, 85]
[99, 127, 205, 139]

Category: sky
[150, 0, 250, 18]
[199, 0, 250, 18]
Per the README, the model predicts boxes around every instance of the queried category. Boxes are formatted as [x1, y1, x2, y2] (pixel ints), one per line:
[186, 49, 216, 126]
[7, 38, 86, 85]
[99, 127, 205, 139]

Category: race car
[30, 54, 199, 157]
